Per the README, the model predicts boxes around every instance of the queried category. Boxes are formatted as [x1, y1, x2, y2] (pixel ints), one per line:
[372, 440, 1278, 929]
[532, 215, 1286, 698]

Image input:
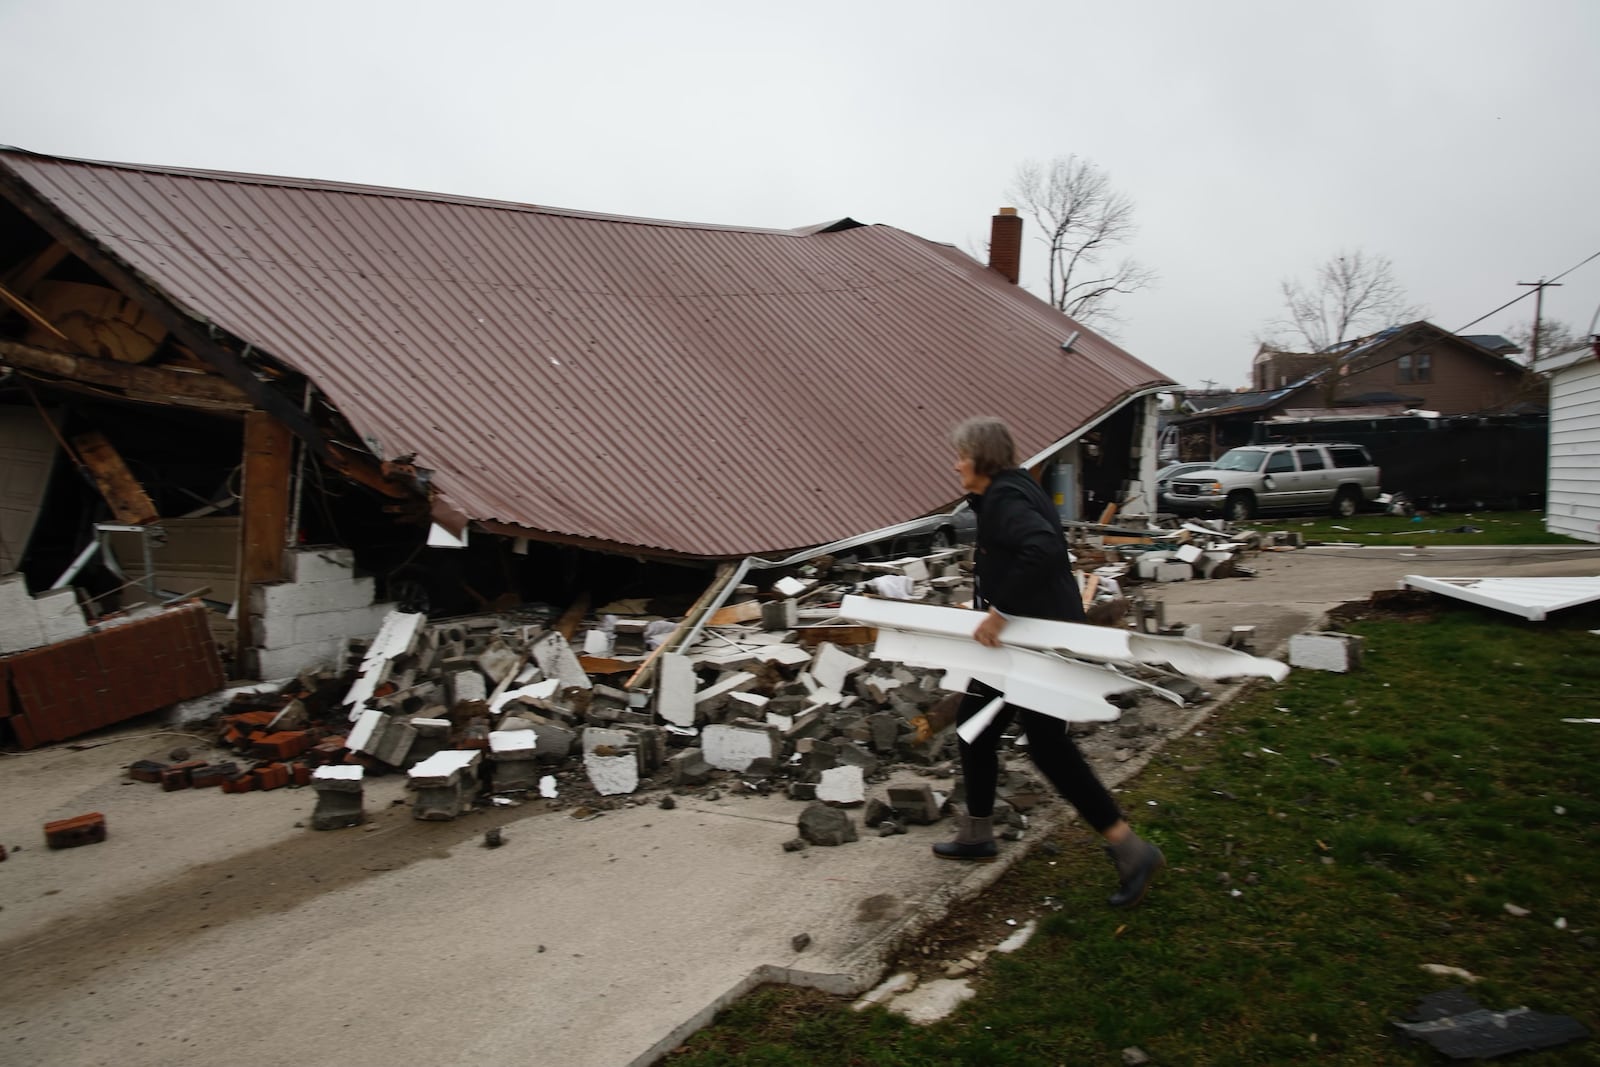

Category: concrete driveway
[1, 543, 1595, 1067]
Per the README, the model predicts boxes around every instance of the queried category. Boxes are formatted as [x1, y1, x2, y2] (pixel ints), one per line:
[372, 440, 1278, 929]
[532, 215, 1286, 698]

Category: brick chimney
[988, 207, 1022, 284]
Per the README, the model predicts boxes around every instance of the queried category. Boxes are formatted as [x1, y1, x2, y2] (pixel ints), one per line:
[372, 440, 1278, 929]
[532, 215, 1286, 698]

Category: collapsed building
[0, 146, 1174, 749]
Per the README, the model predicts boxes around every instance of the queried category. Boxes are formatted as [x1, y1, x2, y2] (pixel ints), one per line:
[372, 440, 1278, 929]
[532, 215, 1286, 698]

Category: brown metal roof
[0, 149, 1173, 558]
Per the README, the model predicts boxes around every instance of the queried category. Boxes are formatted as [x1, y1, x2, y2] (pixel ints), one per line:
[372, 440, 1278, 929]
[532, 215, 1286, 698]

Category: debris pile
[114, 535, 1288, 834]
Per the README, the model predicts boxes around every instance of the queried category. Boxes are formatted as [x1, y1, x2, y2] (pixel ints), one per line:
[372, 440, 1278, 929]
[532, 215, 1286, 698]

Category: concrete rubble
[109, 524, 1298, 837]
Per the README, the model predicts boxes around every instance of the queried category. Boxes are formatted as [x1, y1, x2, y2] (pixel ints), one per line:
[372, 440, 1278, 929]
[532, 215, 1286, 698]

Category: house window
[1399, 352, 1433, 384]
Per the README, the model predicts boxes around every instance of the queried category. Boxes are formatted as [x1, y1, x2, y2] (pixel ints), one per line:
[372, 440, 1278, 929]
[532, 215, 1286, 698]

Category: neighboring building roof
[1175, 384, 1306, 420]
[1461, 334, 1521, 356]
[0, 148, 1172, 558]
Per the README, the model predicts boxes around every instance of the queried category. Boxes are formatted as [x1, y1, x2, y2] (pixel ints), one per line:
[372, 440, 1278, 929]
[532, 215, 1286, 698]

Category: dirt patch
[1327, 589, 1444, 625]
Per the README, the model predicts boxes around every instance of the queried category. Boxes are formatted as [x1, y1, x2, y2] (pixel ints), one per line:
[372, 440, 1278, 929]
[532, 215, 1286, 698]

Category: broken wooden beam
[0, 339, 252, 409]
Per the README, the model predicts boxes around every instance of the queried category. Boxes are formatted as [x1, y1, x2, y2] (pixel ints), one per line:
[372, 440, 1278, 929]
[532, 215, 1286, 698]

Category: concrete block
[1288, 631, 1364, 673]
[811, 642, 868, 692]
[669, 747, 712, 786]
[816, 765, 865, 805]
[34, 589, 88, 644]
[1134, 552, 1172, 580]
[477, 640, 522, 684]
[581, 629, 613, 656]
[702, 722, 781, 772]
[450, 669, 488, 705]
[311, 766, 365, 829]
[532, 631, 591, 690]
[584, 750, 639, 795]
[282, 547, 356, 584]
[527, 720, 576, 761]
[253, 575, 376, 619]
[655, 652, 697, 728]
[287, 606, 387, 649]
[407, 749, 480, 788]
[0, 574, 45, 652]
[886, 783, 941, 824]
[371, 721, 417, 767]
[761, 599, 798, 631]
[347, 709, 388, 755]
[257, 641, 344, 680]
[408, 750, 481, 820]
[1155, 561, 1192, 582]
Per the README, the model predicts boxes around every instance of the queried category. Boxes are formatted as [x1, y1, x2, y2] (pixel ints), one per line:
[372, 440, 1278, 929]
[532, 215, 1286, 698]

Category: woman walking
[936, 416, 1164, 907]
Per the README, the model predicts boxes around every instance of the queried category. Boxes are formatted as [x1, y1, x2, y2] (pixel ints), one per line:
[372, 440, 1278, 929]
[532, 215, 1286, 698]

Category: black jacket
[968, 468, 1085, 623]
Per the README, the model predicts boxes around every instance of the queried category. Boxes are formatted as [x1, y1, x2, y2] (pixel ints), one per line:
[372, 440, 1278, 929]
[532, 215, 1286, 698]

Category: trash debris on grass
[1393, 989, 1588, 1060]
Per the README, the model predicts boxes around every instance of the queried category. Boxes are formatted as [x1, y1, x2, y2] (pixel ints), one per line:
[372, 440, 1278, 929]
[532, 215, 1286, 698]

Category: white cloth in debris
[867, 574, 917, 600]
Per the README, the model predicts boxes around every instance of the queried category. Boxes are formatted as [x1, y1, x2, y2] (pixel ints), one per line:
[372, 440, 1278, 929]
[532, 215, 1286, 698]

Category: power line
[1455, 248, 1599, 333]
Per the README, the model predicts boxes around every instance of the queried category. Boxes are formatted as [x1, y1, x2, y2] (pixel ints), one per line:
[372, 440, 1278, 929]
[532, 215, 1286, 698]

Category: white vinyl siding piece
[1401, 575, 1600, 621]
[1545, 355, 1600, 543]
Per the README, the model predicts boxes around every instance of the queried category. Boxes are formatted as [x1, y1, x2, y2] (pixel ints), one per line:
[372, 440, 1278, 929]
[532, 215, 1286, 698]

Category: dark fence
[1251, 414, 1548, 509]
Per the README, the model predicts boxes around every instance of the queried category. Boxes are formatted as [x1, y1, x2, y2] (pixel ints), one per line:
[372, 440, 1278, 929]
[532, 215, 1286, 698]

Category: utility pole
[1517, 279, 1563, 363]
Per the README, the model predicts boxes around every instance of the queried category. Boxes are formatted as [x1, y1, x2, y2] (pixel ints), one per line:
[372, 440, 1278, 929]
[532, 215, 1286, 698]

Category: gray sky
[2, 0, 1596, 388]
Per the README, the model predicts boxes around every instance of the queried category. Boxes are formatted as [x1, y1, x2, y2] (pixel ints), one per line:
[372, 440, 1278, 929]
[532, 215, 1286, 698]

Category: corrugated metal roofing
[0, 149, 1172, 558]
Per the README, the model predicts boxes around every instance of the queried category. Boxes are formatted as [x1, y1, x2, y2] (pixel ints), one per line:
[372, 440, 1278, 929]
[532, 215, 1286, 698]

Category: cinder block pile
[116, 539, 1234, 839]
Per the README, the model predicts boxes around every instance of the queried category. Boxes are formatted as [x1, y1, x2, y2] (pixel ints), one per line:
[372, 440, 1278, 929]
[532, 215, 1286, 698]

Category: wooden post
[235, 411, 294, 666]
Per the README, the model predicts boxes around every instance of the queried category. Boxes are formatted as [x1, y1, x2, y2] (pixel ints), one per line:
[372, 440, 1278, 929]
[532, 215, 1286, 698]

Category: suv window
[1264, 451, 1296, 474]
[1328, 446, 1370, 469]
[1214, 449, 1266, 472]
[1295, 447, 1326, 471]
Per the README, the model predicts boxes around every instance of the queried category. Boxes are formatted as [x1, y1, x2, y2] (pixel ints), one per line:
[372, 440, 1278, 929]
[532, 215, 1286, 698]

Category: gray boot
[932, 814, 998, 862]
[1105, 831, 1165, 907]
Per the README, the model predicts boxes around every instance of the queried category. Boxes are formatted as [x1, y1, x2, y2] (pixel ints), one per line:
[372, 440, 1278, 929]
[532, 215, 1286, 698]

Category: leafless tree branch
[1007, 155, 1154, 331]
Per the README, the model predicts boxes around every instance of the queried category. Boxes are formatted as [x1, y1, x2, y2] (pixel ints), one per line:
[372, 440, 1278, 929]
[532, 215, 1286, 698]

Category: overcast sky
[2, 0, 1596, 388]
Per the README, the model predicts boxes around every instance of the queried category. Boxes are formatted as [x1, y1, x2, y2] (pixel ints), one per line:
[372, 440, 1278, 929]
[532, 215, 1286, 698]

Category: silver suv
[1164, 443, 1380, 521]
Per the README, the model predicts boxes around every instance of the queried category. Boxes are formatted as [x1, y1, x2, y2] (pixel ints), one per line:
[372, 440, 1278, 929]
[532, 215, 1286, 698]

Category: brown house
[1176, 322, 1535, 458]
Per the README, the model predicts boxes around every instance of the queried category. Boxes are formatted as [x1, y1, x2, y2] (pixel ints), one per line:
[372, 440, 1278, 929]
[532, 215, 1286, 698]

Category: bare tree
[1507, 317, 1585, 363]
[1272, 250, 1423, 353]
[1007, 156, 1154, 331]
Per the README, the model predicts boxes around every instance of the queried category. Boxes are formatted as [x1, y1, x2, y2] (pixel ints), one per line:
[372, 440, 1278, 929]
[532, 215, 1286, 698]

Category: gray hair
[949, 416, 1016, 476]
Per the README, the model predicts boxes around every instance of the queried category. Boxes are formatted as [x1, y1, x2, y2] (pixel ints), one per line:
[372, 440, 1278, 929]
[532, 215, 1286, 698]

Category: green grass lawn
[664, 601, 1600, 1066]
[1265, 509, 1579, 546]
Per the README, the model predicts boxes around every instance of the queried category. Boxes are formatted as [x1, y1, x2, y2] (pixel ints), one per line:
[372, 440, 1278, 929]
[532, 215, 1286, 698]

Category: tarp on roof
[0, 149, 1172, 558]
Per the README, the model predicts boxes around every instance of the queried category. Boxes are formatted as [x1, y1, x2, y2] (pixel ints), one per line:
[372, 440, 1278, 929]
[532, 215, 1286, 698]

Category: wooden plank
[706, 600, 762, 626]
[624, 561, 736, 691]
[1101, 535, 1154, 546]
[794, 624, 877, 649]
[1097, 502, 1119, 525]
[0, 281, 71, 343]
[579, 655, 637, 675]
[70, 430, 158, 525]
[1081, 573, 1099, 608]
[235, 412, 293, 661]
[0, 339, 251, 407]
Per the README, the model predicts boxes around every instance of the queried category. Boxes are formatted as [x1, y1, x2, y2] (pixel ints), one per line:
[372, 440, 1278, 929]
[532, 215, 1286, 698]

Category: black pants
[956, 680, 1122, 833]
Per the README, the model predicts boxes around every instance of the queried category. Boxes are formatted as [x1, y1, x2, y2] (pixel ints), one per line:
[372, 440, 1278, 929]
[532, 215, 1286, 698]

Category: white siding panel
[1546, 360, 1600, 543]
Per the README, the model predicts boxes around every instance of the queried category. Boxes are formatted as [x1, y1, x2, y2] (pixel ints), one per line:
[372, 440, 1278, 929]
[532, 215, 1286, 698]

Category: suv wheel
[1332, 488, 1360, 518]
[1225, 491, 1255, 522]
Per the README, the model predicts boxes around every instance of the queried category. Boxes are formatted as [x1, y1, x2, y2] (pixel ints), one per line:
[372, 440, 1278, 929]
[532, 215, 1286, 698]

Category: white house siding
[1546, 354, 1600, 543]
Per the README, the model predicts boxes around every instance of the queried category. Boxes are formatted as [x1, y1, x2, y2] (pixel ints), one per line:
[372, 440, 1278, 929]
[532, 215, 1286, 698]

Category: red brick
[253, 730, 312, 761]
[44, 812, 107, 849]
[128, 760, 168, 783]
[253, 763, 290, 791]
[221, 774, 257, 794]
[159, 760, 208, 791]
[290, 762, 312, 787]
[189, 762, 239, 789]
